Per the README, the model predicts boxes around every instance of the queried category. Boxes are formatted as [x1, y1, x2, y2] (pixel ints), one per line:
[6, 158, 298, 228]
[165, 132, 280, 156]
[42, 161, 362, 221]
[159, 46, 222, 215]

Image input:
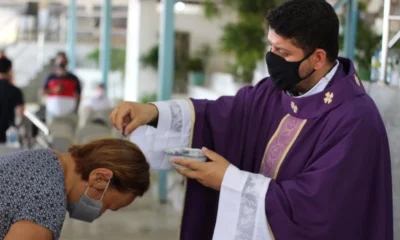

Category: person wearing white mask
[89, 83, 111, 112]
[87, 83, 112, 126]
[0, 138, 150, 240]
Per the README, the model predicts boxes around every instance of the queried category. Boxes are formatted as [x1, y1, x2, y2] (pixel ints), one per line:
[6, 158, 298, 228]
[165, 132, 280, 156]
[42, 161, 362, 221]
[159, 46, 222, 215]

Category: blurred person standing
[0, 51, 15, 85]
[41, 51, 82, 123]
[0, 57, 24, 143]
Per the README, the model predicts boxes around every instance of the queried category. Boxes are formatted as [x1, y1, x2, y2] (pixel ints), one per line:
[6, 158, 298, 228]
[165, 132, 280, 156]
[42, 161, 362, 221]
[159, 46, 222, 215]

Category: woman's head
[65, 138, 150, 221]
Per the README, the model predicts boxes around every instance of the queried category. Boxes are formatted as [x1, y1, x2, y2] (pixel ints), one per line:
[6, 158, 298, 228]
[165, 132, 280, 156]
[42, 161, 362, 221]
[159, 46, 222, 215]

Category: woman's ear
[88, 168, 113, 190]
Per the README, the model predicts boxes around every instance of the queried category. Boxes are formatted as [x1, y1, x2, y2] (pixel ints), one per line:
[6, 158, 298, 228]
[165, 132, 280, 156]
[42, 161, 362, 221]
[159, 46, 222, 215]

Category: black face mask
[266, 51, 315, 91]
[56, 62, 66, 69]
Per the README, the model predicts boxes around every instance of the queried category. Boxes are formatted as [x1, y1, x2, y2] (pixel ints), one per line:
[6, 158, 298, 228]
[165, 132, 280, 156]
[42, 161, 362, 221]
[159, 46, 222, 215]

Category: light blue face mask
[67, 180, 110, 223]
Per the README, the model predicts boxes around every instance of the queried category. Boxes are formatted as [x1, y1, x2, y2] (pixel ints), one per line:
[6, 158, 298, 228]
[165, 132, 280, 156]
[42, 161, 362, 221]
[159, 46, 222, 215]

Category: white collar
[288, 60, 339, 98]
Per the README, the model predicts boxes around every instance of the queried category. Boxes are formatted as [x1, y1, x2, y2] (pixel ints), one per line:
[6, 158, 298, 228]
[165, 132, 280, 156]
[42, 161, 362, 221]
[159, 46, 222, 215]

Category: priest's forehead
[267, 28, 304, 56]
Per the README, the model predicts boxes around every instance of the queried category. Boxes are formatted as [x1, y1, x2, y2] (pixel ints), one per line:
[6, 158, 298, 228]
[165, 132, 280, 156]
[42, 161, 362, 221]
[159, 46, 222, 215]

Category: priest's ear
[311, 49, 328, 70]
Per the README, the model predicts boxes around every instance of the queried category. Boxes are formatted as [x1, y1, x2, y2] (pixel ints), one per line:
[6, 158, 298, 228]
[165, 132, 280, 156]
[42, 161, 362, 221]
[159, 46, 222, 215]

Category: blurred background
[0, 0, 399, 239]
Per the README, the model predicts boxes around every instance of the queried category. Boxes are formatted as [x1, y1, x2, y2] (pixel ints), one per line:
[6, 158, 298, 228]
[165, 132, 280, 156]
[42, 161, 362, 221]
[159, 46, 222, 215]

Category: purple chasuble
[180, 58, 393, 240]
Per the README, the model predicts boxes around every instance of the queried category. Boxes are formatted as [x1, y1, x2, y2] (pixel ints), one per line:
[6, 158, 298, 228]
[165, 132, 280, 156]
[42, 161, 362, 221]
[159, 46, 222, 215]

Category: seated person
[90, 83, 111, 112]
[0, 138, 150, 240]
[88, 83, 111, 126]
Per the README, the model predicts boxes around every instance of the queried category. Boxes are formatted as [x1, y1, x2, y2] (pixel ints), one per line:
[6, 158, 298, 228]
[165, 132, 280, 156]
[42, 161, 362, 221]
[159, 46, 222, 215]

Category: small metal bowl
[164, 148, 207, 169]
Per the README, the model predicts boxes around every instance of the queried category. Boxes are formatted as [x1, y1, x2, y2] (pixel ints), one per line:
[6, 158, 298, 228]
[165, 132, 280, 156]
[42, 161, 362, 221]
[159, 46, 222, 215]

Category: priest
[110, 0, 393, 239]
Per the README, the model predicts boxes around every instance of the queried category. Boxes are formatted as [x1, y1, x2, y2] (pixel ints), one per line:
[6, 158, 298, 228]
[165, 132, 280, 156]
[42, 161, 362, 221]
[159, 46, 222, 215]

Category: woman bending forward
[0, 138, 150, 240]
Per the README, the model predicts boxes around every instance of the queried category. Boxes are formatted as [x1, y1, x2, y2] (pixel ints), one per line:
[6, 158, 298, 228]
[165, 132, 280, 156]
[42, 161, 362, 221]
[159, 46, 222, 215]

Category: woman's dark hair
[266, 0, 339, 62]
[68, 138, 150, 196]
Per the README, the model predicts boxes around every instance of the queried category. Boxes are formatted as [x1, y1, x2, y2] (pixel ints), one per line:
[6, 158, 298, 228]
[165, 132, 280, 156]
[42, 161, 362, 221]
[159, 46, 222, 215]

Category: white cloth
[129, 100, 192, 170]
[90, 96, 111, 111]
[213, 165, 273, 240]
[45, 96, 76, 116]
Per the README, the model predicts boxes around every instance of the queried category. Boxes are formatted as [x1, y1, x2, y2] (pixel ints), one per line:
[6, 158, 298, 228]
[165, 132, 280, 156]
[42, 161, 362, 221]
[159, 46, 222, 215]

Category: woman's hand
[110, 102, 158, 136]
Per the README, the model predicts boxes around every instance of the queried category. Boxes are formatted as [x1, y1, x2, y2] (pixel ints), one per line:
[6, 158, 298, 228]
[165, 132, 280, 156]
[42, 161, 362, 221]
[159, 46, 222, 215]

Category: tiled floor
[60, 189, 182, 240]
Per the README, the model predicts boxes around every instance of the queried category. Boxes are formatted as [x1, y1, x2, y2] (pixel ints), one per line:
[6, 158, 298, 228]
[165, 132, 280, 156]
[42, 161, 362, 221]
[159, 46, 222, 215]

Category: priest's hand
[110, 101, 158, 136]
[172, 147, 230, 191]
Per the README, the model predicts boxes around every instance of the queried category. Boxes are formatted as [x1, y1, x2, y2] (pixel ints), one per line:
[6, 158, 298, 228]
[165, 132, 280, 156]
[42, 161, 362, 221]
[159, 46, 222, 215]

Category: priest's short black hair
[0, 57, 12, 74]
[266, 0, 339, 63]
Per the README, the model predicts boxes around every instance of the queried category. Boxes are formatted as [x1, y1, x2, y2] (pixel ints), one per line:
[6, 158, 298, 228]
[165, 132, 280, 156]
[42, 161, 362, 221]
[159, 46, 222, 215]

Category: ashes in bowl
[164, 148, 207, 169]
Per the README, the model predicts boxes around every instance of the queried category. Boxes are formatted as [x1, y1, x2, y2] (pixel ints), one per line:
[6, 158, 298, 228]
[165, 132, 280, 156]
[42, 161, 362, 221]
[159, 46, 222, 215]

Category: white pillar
[124, 0, 141, 101]
[38, 0, 49, 32]
[124, 0, 159, 102]
[380, 0, 391, 82]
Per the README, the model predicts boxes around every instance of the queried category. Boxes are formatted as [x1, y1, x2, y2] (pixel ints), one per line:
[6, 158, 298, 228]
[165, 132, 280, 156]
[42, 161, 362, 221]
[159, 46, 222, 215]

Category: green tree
[139, 45, 159, 71]
[86, 48, 126, 73]
[203, 0, 283, 83]
[339, 2, 381, 79]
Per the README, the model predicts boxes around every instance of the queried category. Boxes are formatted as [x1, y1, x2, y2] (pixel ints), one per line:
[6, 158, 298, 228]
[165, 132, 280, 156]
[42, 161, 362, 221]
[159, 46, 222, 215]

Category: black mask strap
[299, 50, 316, 80]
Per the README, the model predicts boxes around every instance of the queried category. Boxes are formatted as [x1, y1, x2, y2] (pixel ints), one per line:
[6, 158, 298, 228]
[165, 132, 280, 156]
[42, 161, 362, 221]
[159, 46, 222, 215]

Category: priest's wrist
[146, 103, 159, 128]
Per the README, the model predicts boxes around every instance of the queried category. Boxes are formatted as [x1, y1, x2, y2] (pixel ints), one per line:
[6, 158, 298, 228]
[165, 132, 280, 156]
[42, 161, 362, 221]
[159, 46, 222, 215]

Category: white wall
[188, 62, 269, 101]
[124, 0, 158, 102]
[174, 7, 237, 73]
[124, 0, 237, 102]
[0, 8, 19, 47]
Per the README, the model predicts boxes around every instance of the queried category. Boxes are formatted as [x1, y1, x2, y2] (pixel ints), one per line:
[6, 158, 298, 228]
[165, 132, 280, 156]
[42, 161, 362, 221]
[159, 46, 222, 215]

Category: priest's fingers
[124, 117, 140, 136]
[172, 158, 205, 171]
[176, 168, 199, 180]
[115, 108, 133, 133]
[202, 147, 224, 162]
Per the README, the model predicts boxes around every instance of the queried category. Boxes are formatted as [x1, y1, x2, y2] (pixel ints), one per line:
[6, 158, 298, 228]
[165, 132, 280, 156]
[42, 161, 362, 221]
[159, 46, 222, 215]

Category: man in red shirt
[41, 52, 82, 123]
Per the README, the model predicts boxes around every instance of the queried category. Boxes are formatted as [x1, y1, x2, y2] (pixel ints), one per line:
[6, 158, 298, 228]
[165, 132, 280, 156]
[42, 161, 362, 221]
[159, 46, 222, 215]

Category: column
[343, 0, 358, 61]
[380, 0, 391, 83]
[348, 0, 358, 61]
[157, 0, 175, 101]
[100, 0, 112, 88]
[157, 0, 175, 204]
[124, 0, 159, 102]
[124, 0, 141, 102]
[67, 0, 77, 72]
[38, 0, 49, 33]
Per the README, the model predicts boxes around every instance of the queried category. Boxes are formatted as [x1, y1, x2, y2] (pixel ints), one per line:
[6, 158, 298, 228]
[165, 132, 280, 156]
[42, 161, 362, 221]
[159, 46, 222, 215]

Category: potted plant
[86, 48, 126, 73]
[188, 44, 211, 86]
[140, 45, 159, 71]
[188, 58, 205, 86]
[139, 92, 158, 103]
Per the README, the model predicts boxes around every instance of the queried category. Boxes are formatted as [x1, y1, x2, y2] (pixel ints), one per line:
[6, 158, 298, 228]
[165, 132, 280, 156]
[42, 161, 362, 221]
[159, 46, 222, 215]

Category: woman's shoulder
[2, 149, 58, 169]
[0, 148, 66, 203]
[0, 149, 67, 239]
[0, 148, 66, 197]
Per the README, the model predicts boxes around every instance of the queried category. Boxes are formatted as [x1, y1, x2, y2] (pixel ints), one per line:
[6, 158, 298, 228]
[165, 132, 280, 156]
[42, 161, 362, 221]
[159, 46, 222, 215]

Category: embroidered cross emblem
[324, 92, 334, 104]
[290, 101, 298, 113]
[354, 75, 361, 86]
